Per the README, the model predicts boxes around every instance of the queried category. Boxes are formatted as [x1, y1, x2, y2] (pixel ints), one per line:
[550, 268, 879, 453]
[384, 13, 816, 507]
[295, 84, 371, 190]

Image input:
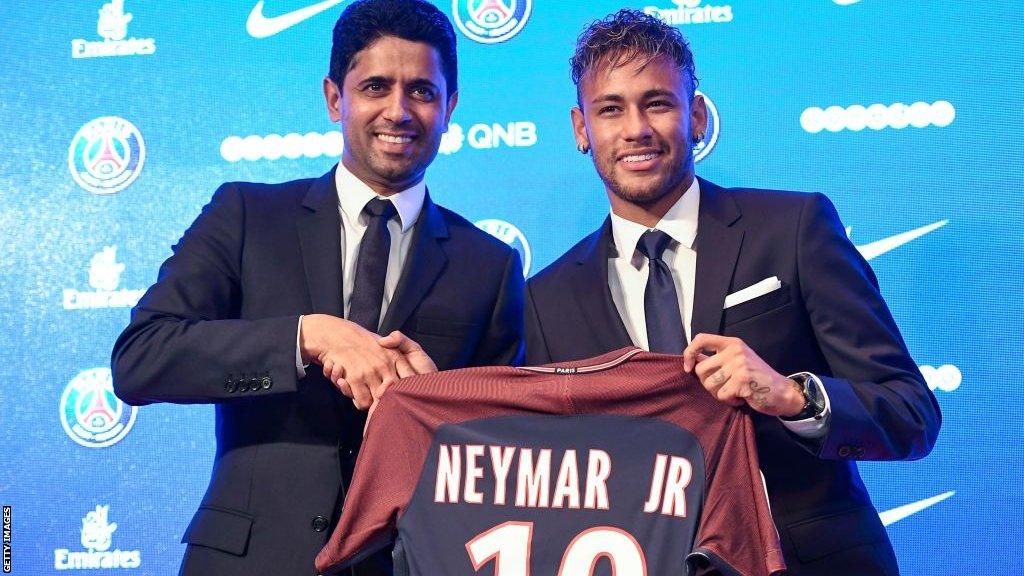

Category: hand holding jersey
[378, 330, 437, 374]
[317, 349, 785, 576]
[355, 331, 438, 427]
[684, 333, 806, 418]
[300, 314, 416, 409]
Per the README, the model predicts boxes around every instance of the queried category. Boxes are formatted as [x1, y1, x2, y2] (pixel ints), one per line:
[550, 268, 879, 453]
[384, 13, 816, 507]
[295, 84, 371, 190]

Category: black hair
[571, 9, 698, 102]
[329, 0, 458, 96]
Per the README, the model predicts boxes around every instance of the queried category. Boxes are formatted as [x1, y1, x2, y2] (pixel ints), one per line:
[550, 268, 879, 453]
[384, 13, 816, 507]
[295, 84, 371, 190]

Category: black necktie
[637, 229, 686, 354]
[348, 198, 397, 332]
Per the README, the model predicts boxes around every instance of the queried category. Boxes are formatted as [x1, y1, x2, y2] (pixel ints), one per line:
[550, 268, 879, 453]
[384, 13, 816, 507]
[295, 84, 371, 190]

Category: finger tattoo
[748, 379, 772, 409]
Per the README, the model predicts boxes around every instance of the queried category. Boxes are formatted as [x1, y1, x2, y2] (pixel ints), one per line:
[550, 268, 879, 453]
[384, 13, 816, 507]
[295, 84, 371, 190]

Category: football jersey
[315, 348, 785, 576]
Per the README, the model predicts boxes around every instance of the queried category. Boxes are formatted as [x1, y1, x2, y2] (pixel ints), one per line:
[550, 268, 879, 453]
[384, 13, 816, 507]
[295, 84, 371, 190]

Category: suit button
[838, 445, 852, 457]
[311, 515, 329, 532]
[248, 377, 260, 392]
[261, 376, 272, 390]
[225, 378, 237, 393]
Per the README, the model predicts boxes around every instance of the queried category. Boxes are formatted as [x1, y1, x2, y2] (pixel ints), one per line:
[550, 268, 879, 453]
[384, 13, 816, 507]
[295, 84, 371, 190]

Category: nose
[382, 92, 412, 125]
[623, 107, 653, 142]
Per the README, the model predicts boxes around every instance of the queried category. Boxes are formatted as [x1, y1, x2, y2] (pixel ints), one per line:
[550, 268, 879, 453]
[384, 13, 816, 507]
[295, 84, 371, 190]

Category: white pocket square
[724, 276, 782, 309]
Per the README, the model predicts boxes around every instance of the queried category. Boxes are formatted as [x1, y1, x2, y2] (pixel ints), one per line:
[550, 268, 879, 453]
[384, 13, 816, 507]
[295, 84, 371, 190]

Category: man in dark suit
[111, 1, 523, 574]
[524, 10, 940, 575]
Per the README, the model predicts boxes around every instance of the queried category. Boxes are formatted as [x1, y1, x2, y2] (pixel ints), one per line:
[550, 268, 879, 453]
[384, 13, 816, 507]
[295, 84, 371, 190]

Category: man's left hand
[682, 333, 804, 418]
[378, 331, 437, 378]
[363, 331, 437, 431]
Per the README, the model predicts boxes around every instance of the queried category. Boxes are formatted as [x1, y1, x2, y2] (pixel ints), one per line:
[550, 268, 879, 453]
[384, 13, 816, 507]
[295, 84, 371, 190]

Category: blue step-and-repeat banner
[1, 1, 1022, 574]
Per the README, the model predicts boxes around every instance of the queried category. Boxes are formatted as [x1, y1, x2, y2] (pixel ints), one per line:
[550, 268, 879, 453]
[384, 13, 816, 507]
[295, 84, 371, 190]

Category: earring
[693, 133, 704, 144]
[577, 143, 590, 154]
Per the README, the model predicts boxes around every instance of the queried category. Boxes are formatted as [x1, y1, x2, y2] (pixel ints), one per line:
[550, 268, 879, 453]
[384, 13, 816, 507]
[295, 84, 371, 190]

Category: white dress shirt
[295, 162, 426, 377]
[335, 162, 424, 322]
[608, 178, 700, 347]
[607, 178, 830, 437]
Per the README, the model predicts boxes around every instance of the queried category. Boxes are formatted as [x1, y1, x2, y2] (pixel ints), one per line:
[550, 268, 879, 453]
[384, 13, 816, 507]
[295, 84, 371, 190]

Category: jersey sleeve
[689, 410, 786, 576]
[314, 393, 428, 574]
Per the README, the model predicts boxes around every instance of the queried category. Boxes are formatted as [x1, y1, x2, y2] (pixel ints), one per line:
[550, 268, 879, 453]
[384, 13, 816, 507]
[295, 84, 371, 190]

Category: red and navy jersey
[316, 348, 785, 576]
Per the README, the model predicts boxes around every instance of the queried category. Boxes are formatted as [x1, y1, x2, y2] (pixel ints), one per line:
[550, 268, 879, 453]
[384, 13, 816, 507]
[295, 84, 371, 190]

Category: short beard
[363, 143, 439, 188]
[596, 152, 693, 208]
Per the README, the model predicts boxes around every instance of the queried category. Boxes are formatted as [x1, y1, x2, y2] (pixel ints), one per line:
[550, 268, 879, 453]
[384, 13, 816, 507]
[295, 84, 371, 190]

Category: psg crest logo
[452, 0, 532, 44]
[68, 116, 145, 195]
[475, 219, 531, 276]
[60, 368, 138, 448]
[693, 91, 719, 163]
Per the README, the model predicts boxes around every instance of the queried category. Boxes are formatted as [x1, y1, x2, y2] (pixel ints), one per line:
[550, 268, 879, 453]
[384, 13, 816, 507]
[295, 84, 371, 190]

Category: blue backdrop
[2, 1, 1022, 574]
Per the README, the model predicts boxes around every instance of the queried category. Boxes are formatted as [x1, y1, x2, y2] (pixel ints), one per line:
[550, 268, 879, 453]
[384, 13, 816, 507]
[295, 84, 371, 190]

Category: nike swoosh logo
[246, 0, 347, 38]
[853, 220, 948, 261]
[879, 491, 954, 526]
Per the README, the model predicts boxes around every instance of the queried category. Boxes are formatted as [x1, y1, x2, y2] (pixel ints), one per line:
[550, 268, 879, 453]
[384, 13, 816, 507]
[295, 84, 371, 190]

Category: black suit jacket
[112, 168, 524, 576]
[525, 178, 940, 576]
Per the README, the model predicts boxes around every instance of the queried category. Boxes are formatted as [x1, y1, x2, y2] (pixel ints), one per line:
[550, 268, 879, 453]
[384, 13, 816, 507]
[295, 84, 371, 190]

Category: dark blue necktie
[637, 229, 686, 354]
[348, 198, 397, 332]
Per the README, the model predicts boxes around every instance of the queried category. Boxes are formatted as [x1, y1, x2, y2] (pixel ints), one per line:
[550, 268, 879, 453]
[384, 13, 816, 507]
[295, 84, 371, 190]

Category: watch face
[790, 374, 824, 419]
[804, 376, 826, 415]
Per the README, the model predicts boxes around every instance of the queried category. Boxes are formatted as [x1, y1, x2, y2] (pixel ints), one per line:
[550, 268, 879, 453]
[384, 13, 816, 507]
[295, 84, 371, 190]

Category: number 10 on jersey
[466, 521, 647, 574]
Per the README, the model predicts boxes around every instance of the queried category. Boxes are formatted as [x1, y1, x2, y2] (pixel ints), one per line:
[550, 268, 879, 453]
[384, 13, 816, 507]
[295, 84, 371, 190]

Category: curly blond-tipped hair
[570, 9, 698, 102]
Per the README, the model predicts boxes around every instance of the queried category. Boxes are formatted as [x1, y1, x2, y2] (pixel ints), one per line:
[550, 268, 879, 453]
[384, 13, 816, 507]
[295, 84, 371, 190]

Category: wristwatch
[781, 372, 826, 421]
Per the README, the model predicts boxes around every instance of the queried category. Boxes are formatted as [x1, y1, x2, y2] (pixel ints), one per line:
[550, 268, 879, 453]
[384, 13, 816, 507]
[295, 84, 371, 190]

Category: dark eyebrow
[356, 76, 440, 92]
[590, 88, 678, 106]
[590, 94, 625, 106]
[642, 88, 678, 100]
[407, 78, 441, 91]
[358, 75, 393, 86]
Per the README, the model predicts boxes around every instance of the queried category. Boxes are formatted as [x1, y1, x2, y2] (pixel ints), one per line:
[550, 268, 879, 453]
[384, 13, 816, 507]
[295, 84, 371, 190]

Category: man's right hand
[299, 314, 430, 410]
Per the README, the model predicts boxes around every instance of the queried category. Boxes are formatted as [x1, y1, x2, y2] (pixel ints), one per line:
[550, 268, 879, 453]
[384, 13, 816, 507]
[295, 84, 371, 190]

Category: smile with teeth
[377, 133, 414, 144]
[621, 152, 660, 163]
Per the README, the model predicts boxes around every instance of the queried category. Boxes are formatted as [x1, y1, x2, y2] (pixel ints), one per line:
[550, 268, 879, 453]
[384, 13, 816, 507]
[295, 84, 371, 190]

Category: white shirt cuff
[296, 315, 309, 379]
[779, 372, 831, 439]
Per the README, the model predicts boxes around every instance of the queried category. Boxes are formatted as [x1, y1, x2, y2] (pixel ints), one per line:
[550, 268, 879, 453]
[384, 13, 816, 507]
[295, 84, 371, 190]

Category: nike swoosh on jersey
[879, 491, 954, 526]
[247, 0, 347, 38]
[855, 220, 948, 261]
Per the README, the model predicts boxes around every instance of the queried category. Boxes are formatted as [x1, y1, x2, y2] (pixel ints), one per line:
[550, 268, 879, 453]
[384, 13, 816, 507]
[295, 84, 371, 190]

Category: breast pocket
[722, 282, 793, 327]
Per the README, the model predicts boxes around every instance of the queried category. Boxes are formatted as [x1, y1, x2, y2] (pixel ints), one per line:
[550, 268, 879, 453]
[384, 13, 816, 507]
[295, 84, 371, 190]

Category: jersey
[315, 348, 785, 576]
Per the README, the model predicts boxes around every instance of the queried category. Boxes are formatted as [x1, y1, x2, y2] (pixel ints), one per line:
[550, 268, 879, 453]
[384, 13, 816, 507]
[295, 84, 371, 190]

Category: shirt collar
[610, 177, 701, 263]
[334, 161, 425, 232]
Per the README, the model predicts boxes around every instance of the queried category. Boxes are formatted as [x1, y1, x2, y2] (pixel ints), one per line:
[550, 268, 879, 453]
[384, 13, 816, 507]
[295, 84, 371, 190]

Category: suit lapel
[297, 169, 349, 416]
[297, 169, 344, 317]
[379, 193, 449, 335]
[691, 177, 744, 337]
[569, 218, 633, 352]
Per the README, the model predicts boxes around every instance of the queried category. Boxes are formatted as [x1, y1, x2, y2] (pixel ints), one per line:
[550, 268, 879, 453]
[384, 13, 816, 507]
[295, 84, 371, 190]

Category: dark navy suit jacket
[112, 168, 524, 575]
[524, 178, 940, 576]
